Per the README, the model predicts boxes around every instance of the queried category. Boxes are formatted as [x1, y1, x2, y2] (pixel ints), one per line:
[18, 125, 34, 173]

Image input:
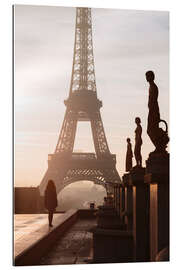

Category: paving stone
[39, 218, 97, 265]
[14, 211, 77, 258]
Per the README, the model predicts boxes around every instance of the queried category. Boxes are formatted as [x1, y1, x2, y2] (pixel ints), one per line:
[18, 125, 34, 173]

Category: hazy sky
[14, 5, 169, 187]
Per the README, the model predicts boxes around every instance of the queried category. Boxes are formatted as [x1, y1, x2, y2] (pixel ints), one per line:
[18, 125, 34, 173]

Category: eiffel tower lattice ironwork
[39, 7, 121, 195]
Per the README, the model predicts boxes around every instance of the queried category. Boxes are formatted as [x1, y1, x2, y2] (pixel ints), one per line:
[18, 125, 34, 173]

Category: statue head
[146, 70, 155, 82]
[135, 117, 141, 125]
[127, 138, 131, 143]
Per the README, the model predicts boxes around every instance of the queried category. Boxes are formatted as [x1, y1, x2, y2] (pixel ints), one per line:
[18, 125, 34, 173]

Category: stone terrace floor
[14, 213, 63, 258]
[39, 218, 97, 265]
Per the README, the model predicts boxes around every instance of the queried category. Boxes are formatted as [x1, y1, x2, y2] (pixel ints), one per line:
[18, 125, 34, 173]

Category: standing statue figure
[146, 71, 169, 152]
[134, 117, 142, 167]
[125, 138, 133, 172]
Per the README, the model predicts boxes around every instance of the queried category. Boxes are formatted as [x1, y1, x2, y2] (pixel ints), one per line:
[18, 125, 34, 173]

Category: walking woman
[44, 180, 58, 227]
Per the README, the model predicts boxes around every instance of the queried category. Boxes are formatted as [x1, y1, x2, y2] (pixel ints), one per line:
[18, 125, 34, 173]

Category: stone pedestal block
[121, 185, 125, 213]
[130, 166, 150, 262]
[96, 205, 125, 230]
[123, 173, 133, 230]
[113, 184, 121, 216]
[144, 152, 169, 261]
[90, 203, 131, 263]
[92, 227, 133, 263]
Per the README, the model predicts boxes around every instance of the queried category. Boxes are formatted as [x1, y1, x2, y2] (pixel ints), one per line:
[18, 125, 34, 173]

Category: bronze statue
[146, 71, 169, 152]
[134, 117, 142, 167]
[125, 138, 133, 172]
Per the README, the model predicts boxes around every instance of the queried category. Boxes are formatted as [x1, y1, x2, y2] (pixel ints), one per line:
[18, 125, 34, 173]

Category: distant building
[14, 186, 45, 214]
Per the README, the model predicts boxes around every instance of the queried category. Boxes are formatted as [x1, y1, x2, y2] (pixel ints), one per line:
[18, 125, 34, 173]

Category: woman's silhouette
[44, 180, 58, 227]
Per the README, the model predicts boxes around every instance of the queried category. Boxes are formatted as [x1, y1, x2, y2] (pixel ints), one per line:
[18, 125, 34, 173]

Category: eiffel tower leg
[90, 111, 110, 156]
[55, 109, 78, 153]
[39, 110, 78, 195]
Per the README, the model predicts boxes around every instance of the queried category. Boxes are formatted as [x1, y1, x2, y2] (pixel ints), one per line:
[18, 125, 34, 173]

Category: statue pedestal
[91, 227, 133, 263]
[146, 151, 169, 175]
[121, 184, 125, 218]
[90, 205, 133, 263]
[97, 205, 124, 229]
[114, 184, 125, 219]
[130, 166, 150, 262]
[122, 173, 133, 230]
[144, 152, 169, 261]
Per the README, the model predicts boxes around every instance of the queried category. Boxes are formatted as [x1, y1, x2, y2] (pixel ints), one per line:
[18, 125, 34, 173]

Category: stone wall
[14, 187, 45, 214]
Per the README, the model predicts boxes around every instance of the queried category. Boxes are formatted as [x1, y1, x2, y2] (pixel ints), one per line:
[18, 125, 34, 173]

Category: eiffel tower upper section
[70, 8, 97, 94]
[55, 7, 110, 157]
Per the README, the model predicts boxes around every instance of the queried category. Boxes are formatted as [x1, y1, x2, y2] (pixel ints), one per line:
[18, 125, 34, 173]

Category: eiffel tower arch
[39, 7, 121, 196]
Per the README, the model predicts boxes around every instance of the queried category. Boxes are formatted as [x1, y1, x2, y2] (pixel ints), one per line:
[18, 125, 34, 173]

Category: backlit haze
[14, 5, 169, 194]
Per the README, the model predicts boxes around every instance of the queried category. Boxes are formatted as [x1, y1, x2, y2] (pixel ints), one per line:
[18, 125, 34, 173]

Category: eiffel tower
[39, 7, 120, 195]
